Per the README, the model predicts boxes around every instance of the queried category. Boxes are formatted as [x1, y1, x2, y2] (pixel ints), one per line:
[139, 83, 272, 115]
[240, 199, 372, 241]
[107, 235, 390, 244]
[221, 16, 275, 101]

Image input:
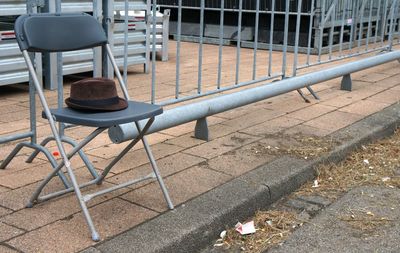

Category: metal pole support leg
[194, 117, 209, 141]
[341, 74, 352, 91]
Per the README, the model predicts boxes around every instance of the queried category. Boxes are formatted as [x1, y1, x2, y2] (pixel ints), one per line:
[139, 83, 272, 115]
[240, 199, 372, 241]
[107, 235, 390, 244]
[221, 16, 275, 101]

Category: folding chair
[14, 12, 174, 241]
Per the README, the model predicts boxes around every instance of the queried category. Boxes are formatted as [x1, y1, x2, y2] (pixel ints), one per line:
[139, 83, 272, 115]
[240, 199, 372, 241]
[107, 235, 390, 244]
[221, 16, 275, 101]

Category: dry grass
[217, 129, 400, 252]
[296, 129, 400, 199]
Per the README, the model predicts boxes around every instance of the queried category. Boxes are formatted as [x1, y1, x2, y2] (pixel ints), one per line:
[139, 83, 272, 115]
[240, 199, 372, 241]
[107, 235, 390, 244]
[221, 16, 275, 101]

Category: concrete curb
[84, 102, 400, 253]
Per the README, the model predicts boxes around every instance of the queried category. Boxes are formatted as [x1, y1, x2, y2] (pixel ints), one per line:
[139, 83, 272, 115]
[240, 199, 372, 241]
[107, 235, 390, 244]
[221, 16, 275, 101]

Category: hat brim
[65, 97, 128, 112]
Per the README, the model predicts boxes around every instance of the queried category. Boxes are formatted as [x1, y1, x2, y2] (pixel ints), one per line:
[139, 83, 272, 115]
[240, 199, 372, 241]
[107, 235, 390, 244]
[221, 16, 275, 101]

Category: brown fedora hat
[65, 77, 128, 111]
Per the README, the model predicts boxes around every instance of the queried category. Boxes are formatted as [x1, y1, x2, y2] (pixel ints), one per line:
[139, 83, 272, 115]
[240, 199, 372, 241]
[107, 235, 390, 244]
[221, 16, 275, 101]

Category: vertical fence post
[235, 0, 243, 84]
[197, 0, 205, 94]
[268, 0, 275, 76]
[306, 0, 315, 65]
[281, 0, 290, 78]
[175, 0, 182, 98]
[102, 0, 114, 79]
[252, 0, 260, 80]
[217, 0, 225, 89]
[151, 0, 157, 103]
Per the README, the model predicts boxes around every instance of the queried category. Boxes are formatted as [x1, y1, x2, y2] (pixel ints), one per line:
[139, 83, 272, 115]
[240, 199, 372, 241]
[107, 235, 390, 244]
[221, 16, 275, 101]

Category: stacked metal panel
[113, 0, 150, 72]
[0, 0, 42, 86]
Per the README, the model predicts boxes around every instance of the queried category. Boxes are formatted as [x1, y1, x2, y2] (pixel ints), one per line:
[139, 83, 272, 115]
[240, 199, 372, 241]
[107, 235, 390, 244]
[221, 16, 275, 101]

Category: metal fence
[129, 0, 400, 106]
[109, 0, 400, 142]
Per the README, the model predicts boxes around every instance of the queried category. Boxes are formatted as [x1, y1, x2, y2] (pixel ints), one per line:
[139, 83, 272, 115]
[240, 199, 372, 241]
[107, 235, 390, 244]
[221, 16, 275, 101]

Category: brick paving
[0, 41, 399, 252]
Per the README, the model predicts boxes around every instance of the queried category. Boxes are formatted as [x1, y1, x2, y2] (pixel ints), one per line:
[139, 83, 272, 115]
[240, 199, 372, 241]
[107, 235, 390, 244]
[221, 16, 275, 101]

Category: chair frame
[14, 13, 174, 241]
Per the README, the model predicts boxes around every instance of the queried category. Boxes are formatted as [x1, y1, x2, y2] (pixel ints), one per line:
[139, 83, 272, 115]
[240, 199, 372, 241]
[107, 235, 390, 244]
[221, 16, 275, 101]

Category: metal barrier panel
[0, 0, 43, 86]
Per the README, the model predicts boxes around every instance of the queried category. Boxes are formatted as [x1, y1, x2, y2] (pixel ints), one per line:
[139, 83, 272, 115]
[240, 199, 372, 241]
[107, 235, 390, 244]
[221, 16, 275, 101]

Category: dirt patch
[339, 209, 392, 234]
[251, 134, 338, 159]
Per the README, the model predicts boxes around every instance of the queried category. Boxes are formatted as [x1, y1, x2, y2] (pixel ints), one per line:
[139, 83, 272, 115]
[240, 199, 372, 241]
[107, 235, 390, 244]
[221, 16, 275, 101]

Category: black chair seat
[44, 101, 162, 127]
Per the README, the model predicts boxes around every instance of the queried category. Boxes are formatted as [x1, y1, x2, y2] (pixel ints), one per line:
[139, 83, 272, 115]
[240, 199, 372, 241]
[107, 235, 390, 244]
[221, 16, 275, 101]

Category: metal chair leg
[64, 162, 100, 241]
[135, 122, 174, 210]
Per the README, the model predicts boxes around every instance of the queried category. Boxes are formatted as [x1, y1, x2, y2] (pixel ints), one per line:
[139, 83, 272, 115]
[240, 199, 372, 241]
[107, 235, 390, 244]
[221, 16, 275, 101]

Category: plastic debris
[220, 230, 227, 239]
[266, 220, 273, 226]
[235, 221, 256, 235]
[312, 180, 319, 188]
[382, 177, 391, 182]
[214, 242, 224, 247]
[363, 159, 369, 165]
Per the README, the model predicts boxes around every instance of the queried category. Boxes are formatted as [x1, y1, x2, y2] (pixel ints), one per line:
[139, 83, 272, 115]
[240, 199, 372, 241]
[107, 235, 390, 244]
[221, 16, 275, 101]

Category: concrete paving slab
[120, 165, 232, 212]
[7, 199, 157, 253]
[105, 152, 205, 188]
[0, 245, 19, 253]
[0, 222, 24, 241]
[183, 132, 261, 159]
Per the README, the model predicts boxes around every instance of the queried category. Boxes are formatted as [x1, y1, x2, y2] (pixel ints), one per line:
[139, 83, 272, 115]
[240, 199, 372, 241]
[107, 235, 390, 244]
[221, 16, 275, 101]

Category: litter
[363, 159, 369, 165]
[235, 221, 256, 235]
[312, 180, 319, 188]
[220, 230, 227, 239]
[382, 177, 391, 182]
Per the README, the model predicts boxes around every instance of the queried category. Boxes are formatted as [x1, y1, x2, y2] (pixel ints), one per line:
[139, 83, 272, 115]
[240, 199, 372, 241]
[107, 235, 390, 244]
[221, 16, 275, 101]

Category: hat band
[68, 96, 120, 107]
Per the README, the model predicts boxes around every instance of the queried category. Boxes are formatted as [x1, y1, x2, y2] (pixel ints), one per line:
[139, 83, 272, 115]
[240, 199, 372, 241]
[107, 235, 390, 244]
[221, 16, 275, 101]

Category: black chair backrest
[15, 13, 108, 53]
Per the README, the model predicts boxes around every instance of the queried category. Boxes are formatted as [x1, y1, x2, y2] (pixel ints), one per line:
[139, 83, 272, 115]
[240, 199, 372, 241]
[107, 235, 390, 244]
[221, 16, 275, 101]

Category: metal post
[197, 0, 205, 93]
[175, 0, 182, 99]
[268, 0, 275, 76]
[151, 0, 157, 103]
[281, 0, 290, 78]
[235, 0, 243, 84]
[252, 0, 260, 80]
[217, 0, 225, 89]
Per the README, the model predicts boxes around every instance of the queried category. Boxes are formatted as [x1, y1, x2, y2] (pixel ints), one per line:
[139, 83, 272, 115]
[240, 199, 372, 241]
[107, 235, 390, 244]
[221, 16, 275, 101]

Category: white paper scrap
[235, 221, 256, 235]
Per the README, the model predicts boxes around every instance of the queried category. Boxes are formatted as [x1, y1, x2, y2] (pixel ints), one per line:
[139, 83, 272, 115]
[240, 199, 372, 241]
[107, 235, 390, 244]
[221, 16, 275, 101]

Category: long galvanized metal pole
[109, 50, 400, 143]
